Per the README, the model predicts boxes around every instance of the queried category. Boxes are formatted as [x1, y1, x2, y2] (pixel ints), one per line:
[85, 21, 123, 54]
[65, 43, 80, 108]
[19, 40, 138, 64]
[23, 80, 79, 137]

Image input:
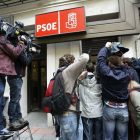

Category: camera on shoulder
[0, 18, 41, 54]
[108, 42, 129, 57]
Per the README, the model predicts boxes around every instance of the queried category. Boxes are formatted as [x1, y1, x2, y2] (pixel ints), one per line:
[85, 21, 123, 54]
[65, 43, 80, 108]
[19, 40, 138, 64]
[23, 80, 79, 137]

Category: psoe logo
[66, 12, 77, 29]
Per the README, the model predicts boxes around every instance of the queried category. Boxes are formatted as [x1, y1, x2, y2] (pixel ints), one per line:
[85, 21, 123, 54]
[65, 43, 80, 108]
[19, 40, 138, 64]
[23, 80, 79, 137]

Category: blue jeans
[58, 112, 83, 140]
[0, 77, 5, 130]
[103, 105, 129, 140]
[128, 114, 140, 140]
[7, 77, 23, 123]
[82, 116, 103, 140]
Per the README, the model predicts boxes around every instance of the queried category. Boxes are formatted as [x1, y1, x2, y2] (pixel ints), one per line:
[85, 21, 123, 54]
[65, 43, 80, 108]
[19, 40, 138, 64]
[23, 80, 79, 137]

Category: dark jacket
[0, 35, 25, 75]
[8, 49, 33, 78]
[131, 67, 140, 83]
[97, 47, 134, 103]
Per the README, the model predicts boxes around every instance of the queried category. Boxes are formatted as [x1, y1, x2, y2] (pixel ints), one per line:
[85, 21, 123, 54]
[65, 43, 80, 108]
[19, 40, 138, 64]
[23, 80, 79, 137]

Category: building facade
[0, 0, 140, 126]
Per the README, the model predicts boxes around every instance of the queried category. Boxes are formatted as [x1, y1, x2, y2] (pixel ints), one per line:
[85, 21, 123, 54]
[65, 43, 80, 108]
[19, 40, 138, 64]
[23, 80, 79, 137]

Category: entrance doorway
[30, 60, 46, 111]
[27, 44, 47, 112]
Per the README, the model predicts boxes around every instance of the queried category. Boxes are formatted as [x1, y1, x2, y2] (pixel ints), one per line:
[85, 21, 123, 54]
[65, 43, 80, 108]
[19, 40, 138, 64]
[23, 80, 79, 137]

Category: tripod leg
[17, 131, 20, 140]
[27, 125, 33, 140]
[12, 135, 15, 140]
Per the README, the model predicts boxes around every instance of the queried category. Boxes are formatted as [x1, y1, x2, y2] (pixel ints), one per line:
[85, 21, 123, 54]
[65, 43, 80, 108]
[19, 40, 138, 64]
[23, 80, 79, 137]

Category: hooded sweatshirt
[79, 72, 103, 118]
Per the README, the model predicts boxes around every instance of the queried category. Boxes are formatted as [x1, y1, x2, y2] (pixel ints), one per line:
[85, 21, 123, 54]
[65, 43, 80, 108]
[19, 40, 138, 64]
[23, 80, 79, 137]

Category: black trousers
[55, 115, 60, 137]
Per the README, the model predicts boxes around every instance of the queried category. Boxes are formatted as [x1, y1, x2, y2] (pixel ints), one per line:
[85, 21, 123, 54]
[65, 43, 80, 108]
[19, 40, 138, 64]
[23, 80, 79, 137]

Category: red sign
[35, 7, 86, 37]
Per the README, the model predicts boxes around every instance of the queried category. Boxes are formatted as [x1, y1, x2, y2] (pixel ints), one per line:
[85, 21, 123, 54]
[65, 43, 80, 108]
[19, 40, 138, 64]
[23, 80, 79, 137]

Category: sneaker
[56, 137, 60, 140]
[9, 121, 21, 129]
[0, 129, 14, 136]
[18, 118, 28, 125]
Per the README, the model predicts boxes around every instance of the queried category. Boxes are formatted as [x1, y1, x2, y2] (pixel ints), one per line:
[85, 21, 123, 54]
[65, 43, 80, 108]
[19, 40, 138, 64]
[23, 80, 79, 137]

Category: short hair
[59, 54, 75, 67]
[107, 56, 122, 66]
[86, 62, 94, 72]
[128, 80, 140, 90]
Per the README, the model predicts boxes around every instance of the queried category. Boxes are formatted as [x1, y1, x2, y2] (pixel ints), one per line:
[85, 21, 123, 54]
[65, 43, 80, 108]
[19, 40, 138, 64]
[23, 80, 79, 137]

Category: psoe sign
[35, 7, 86, 37]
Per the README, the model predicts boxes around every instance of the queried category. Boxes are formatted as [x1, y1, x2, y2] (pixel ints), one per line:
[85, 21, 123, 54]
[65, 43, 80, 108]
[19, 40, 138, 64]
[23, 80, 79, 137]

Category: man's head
[107, 55, 122, 66]
[59, 54, 75, 67]
[86, 62, 94, 72]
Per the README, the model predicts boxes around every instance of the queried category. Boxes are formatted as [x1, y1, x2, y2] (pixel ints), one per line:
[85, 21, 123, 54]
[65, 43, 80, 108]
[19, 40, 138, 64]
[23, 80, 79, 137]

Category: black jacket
[97, 47, 134, 103]
[8, 49, 33, 78]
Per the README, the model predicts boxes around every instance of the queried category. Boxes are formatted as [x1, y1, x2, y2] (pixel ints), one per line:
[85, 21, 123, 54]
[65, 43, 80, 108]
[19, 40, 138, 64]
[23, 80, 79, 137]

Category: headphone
[62, 56, 70, 65]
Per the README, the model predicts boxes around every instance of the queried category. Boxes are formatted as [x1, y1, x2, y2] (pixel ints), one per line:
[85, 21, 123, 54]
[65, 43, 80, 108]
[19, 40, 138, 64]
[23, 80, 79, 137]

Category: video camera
[0, 18, 41, 54]
[20, 35, 41, 55]
[0, 18, 28, 44]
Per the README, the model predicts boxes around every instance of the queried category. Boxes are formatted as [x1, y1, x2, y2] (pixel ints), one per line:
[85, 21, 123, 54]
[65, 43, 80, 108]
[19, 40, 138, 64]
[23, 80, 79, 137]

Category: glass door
[29, 60, 46, 111]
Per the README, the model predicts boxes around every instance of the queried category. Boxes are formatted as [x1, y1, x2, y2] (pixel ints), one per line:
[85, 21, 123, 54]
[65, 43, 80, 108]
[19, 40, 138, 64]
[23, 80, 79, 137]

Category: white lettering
[37, 25, 41, 32]
[37, 22, 57, 32]
[52, 22, 57, 30]
[42, 24, 46, 31]
[47, 23, 51, 31]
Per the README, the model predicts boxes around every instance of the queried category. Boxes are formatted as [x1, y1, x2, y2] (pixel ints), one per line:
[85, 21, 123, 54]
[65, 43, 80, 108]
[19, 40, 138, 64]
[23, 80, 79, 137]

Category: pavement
[4, 112, 57, 140]
[9, 126, 56, 140]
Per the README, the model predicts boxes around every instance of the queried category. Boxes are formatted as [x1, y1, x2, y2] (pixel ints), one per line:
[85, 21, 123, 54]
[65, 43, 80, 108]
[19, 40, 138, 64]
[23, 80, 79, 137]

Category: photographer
[58, 53, 89, 140]
[128, 81, 140, 140]
[123, 58, 140, 140]
[78, 62, 103, 140]
[0, 34, 25, 136]
[7, 36, 36, 129]
[97, 42, 134, 140]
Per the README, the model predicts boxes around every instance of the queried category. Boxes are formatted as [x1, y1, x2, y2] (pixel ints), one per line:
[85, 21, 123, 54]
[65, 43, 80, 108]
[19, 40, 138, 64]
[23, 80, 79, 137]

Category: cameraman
[0, 34, 25, 136]
[97, 42, 134, 140]
[7, 36, 36, 129]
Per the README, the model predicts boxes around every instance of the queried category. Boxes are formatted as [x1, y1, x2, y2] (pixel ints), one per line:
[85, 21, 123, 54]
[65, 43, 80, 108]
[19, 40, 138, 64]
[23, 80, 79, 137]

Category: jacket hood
[81, 72, 97, 88]
[110, 65, 128, 76]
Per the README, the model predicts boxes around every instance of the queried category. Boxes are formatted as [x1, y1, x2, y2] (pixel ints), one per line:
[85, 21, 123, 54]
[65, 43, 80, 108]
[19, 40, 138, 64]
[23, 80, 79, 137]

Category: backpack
[43, 68, 79, 115]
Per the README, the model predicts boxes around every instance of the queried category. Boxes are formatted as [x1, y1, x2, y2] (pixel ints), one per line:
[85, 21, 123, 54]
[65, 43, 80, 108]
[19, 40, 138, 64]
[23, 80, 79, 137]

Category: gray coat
[129, 90, 140, 129]
[129, 89, 140, 140]
[79, 72, 103, 118]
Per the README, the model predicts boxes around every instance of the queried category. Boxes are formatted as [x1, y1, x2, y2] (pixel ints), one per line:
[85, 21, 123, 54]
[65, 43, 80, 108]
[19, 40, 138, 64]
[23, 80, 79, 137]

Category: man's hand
[29, 47, 37, 52]
[18, 36, 24, 44]
[105, 42, 112, 48]
[78, 71, 88, 81]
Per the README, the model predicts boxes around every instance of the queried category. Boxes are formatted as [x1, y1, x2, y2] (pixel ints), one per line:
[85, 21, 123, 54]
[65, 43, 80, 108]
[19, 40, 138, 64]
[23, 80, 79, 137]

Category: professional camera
[0, 18, 41, 54]
[21, 35, 41, 55]
[108, 42, 129, 57]
[0, 18, 28, 45]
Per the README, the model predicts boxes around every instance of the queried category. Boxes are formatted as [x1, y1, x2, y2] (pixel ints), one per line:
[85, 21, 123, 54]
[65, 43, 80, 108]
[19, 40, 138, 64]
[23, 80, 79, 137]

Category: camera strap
[20, 66, 24, 77]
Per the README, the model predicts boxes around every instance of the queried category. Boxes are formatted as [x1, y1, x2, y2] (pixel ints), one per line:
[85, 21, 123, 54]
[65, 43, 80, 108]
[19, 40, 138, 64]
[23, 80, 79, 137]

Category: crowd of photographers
[0, 18, 140, 140]
[53, 42, 140, 140]
[0, 19, 39, 137]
